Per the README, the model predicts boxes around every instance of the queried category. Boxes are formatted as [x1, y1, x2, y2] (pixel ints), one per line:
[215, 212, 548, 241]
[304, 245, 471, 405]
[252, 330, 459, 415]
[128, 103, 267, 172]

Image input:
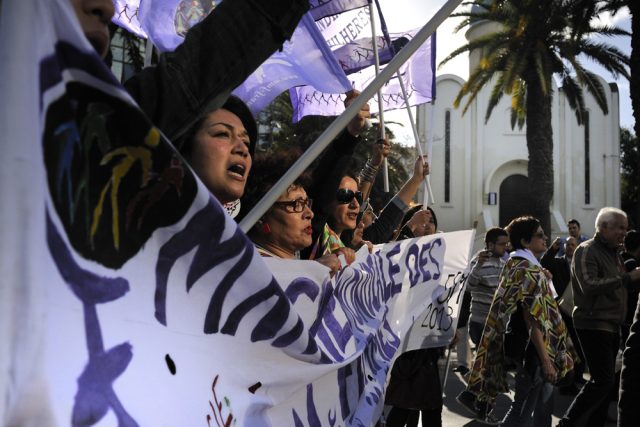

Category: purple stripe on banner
[39, 41, 121, 111]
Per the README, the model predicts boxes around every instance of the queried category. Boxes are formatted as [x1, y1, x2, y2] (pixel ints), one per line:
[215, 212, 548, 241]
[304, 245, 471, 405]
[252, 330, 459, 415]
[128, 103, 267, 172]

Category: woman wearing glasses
[459, 216, 577, 426]
[243, 151, 342, 273]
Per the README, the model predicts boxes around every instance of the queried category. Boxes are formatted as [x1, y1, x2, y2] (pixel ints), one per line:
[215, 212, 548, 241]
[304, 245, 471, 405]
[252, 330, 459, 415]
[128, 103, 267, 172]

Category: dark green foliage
[256, 91, 413, 209]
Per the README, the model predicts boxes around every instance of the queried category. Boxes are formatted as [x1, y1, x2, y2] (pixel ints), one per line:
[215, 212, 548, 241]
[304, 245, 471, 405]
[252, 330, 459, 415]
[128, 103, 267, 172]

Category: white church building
[416, 18, 621, 241]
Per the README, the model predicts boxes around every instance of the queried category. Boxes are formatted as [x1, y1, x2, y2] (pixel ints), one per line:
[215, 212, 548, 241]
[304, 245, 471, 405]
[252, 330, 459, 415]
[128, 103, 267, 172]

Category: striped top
[467, 252, 505, 324]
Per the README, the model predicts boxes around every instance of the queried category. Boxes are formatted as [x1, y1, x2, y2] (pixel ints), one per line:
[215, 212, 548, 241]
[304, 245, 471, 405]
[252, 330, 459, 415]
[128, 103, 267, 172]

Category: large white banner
[0, 1, 472, 425]
[396, 230, 473, 353]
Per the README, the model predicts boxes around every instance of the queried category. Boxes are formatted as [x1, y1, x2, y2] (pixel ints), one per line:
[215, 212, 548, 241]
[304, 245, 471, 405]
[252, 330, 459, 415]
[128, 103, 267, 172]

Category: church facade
[416, 20, 621, 240]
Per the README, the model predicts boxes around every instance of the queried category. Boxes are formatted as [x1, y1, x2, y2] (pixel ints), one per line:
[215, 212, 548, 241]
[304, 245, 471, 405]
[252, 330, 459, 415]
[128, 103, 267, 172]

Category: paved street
[380, 348, 619, 426]
[439, 355, 619, 427]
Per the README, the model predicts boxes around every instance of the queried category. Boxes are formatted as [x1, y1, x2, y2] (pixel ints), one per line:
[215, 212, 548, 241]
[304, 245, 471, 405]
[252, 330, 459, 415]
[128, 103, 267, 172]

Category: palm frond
[560, 74, 587, 124]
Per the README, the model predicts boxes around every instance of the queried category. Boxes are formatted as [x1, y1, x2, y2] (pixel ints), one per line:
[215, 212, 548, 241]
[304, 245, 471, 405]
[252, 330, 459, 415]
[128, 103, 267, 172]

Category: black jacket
[124, 0, 309, 145]
[541, 245, 572, 298]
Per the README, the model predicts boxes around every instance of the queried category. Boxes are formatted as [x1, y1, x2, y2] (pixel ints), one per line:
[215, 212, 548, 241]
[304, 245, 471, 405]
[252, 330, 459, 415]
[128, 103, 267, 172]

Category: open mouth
[227, 163, 246, 178]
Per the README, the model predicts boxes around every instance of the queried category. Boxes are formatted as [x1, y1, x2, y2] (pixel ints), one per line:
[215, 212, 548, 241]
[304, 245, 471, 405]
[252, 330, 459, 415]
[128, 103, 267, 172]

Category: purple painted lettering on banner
[272, 318, 305, 348]
[418, 243, 433, 282]
[405, 242, 421, 287]
[46, 212, 139, 426]
[427, 238, 443, 281]
[321, 297, 354, 353]
[385, 244, 402, 294]
[291, 384, 322, 427]
[155, 203, 226, 326]
[285, 277, 321, 304]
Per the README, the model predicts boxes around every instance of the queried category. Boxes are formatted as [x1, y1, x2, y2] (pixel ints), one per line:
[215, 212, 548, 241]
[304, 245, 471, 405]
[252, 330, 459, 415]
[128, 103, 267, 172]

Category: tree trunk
[525, 79, 554, 237]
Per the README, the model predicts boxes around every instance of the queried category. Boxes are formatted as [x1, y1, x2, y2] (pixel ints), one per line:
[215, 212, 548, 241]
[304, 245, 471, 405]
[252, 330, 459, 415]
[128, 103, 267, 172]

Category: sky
[381, 2, 634, 145]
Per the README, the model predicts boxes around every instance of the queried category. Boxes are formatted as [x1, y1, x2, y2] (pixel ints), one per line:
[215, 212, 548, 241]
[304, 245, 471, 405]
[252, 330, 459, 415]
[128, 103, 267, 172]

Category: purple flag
[291, 31, 435, 121]
[137, 0, 221, 52]
[232, 13, 351, 114]
[333, 34, 409, 74]
[112, 0, 146, 38]
[309, 0, 370, 20]
[125, 0, 350, 114]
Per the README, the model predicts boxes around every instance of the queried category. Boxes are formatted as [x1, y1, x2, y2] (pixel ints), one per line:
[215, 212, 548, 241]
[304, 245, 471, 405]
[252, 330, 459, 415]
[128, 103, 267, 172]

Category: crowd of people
[455, 213, 640, 427]
[40, 1, 640, 426]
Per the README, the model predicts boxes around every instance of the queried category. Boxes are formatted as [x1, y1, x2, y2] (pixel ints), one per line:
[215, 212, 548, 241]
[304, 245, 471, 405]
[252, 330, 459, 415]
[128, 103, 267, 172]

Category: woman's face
[263, 187, 314, 255]
[330, 176, 360, 234]
[415, 209, 437, 236]
[527, 226, 548, 256]
[71, 0, 115, 58]
[188, 109, 251, 204]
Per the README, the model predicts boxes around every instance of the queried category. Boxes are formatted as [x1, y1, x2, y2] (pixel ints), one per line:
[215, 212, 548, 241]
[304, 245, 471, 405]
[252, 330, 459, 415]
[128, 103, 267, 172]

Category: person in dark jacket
[72, 0, 309, 215]
[384, 207, 444, 427]
[558, 208, 640, 427]
[541, 236, 587, 393]
[120, 0, 309, 148]
[618, 230, 640, 427]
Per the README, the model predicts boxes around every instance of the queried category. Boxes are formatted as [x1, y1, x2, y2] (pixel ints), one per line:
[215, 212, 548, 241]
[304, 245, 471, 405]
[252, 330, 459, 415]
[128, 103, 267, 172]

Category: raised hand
[344, 90, 371, 137]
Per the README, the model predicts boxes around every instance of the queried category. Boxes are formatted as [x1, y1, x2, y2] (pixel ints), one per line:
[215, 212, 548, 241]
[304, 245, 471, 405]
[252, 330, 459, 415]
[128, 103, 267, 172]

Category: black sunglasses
[336, 188, 363, 205]
[273, 197, 313, 213]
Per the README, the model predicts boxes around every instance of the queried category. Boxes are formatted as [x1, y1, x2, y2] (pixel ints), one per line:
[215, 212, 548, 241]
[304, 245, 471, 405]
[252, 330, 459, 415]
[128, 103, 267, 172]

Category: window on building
[110, 28, 146, 83]
[584, 111, 590, 205]
[444, 110, 451, 203]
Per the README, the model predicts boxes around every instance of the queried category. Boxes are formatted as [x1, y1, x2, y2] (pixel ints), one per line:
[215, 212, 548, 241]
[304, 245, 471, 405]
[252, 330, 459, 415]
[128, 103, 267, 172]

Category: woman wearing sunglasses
[459, 216, 577, 426]
[320, 174, 365, 262]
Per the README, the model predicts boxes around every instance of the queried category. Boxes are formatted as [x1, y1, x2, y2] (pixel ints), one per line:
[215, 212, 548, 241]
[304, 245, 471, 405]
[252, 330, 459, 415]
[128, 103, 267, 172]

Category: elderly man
[558, 208, 640, 426]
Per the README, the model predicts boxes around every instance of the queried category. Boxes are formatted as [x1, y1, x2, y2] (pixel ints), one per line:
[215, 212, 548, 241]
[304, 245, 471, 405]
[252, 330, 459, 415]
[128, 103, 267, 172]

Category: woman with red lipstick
[244, 151, 342, 274]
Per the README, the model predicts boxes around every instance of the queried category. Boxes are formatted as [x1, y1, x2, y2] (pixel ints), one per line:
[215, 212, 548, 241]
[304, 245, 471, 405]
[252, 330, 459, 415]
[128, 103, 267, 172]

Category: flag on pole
[132, 0, 351, 113]
[0, 1, 469, 426]
[291, 30, 435, 121]
[232, 14, 351, 114]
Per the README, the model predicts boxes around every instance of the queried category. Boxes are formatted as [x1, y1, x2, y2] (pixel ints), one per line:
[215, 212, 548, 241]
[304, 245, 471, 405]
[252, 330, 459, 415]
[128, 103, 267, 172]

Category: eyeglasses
[273, 197, 313, 213]
[336, 188, 363, 205]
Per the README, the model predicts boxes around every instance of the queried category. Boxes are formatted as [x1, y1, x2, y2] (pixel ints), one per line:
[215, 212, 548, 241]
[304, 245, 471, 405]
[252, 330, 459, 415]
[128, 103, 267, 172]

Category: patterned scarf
[466, 255, 577, 405]
[310, 224, 344, 259]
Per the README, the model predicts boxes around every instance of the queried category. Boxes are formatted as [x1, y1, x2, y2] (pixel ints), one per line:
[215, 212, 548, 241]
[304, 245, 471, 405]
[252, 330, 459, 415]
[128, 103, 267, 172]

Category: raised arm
[125, 0, 309, 143]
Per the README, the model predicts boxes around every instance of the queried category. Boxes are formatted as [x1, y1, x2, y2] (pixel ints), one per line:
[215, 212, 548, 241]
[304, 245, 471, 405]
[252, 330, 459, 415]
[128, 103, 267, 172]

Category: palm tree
[440, 0, 629, 233]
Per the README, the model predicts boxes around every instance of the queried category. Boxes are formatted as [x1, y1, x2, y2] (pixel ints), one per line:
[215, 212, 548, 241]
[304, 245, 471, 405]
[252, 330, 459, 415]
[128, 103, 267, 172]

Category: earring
[261, 222, 271, 235]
